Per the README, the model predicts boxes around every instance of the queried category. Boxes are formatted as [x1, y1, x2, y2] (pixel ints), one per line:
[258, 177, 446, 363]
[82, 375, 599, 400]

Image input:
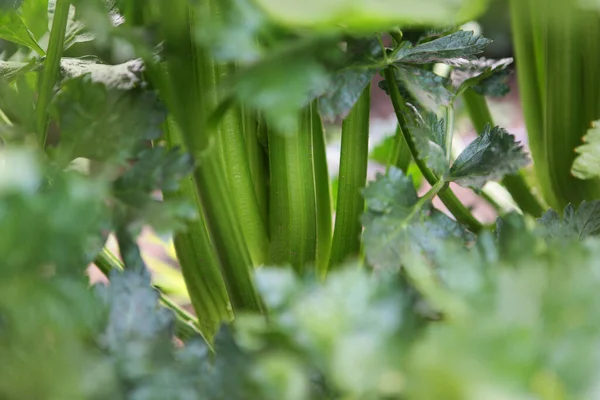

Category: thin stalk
[37, 0, 69, 147]
[163, 118, 233, 340]
[242, 110, 269, 230]
[329, 84, 370, 271]
[444, 105, 455, 163]
[93, 248, 205, 343]
[384, 67, 482, 232]
[311, 102, 333, 276]
[508, 0, 558, 208]
[387, 124, 412, 173]
[462, 89, 544, 216]
[155, 1, 263, 312]
[268, 108, 318, 273]
[215, 101, 270, 266]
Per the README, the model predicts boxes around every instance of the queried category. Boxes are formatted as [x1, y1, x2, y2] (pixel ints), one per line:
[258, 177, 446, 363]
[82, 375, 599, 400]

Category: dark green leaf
[362, 168, 473, 270]
[452, 57, 513, 97]
[49, 74, 164, 163]
[572, 119, 600, 179]
[409, 110, 449, 176]
[318, 68, 376, 121]
[394, 30, 491, 66]
[538, 200, 600, 240]
[449, 125, 529, 189]
[112, 146, 195, 234]
[0, 8, 44, 54]
[394, 65, 453, 109]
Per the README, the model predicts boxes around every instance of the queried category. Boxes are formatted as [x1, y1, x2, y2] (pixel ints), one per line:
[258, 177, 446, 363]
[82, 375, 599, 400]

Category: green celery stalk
[462, 89, 544, 216]
[154, 0, 263, 312]
[163, 118, 233, 340]
[311, 102, 333, 276]
[37, 0, 69, 147]
[215, 100, 270, 266]
[242, 110, 269, 230]
[329, 84, 370, 271]
[268, 107, 318, 273]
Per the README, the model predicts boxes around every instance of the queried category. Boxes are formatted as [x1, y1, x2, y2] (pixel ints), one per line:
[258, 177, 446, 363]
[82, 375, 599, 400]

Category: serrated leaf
[537, 200, 600, 240]
[449, 125, 529, 189]
[48, 0, 94, 50]
[60, 58, 144, 89]
[0, 59, 37, 81]
[49, 74, 164, 163]
[394, 30, 491, 66]
[362, 167, 473, 270]
[394, 65, 453, 109]
[252, 0, 488, 33]
[318, 68, 376, 121]
[112, 146, 196, 234]
[409, 111, 449, 176]
[452, 57, 513, 97]
[0, 8, 44, 54]
[572, 119, 600, 179]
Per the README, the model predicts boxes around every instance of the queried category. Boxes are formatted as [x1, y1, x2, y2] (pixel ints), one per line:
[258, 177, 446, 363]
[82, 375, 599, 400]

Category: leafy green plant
[2, 0, 600, 398]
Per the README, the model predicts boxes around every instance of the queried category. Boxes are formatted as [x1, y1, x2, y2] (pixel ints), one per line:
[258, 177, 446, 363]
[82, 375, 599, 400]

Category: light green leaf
[0, 59, 38, 81]
[394, 30, 491, 66]
[572, 120, 600, 179]
[0, 9, 45, 54]
[362, 168, 473, 270]
[449, 125, 529, 189]
[252, 0, 488, 33]
[48, 0, 95, 50]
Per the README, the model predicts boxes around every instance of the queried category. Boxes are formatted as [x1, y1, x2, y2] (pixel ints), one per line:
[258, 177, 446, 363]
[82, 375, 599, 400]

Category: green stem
[37, 0, 70, 147]
[93, 248, 204, 343]
[243, 110, 269, 230]
[155, 1, 263, 312]
[387, 124, 412, 173]
[508, 0, 558, 208]
[311, 102, 333, 276]
[163, 118, 233, 340]
[215, 101, 270, 266]
[462, 89, 544, 216]
[329, 84, 370, 271]
[268, 107, 318, 274]
[444, 105, 455, 163]
[383, 67, 482, 233]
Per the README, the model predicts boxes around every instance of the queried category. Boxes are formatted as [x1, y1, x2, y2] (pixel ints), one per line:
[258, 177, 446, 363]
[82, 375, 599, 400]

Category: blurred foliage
[1, 0, 600, 399]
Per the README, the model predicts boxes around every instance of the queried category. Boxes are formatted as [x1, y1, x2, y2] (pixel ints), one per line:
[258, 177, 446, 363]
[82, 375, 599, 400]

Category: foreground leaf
[537, 200, 600, 240]
[449, 125, 529, 189]
[0, 8, 45, 54]
[572, 119, 600, 179]
[252, 0, 488, 33]
[410, 111, 449, 176]
[452, 57, 513, 97]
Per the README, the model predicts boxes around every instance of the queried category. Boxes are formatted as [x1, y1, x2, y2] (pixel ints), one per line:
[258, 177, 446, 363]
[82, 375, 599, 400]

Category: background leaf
[572, 120, 600, 179]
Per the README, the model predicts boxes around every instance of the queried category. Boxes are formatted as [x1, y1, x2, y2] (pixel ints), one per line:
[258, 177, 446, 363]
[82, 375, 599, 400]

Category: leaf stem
[37, 0, 69, 147]
[329, 83, 370, 271]
[383, 66, 482, 232]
